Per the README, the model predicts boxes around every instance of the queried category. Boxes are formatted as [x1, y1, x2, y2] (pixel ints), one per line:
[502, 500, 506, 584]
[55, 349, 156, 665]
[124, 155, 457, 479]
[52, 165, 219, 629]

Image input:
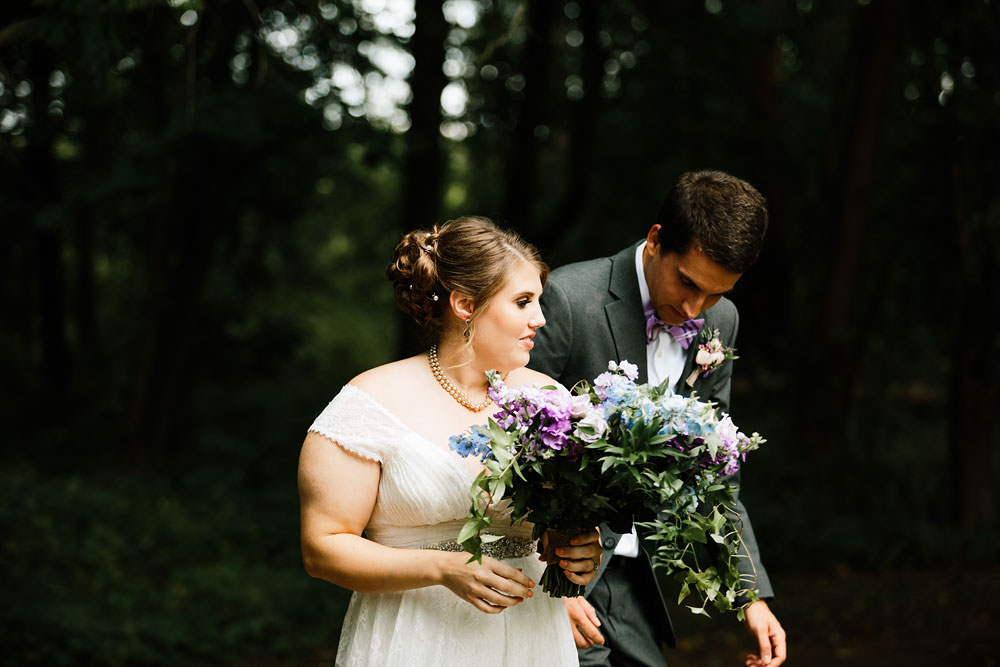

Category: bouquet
[449, 369, 621, 598]
[449, 361, 765, 617]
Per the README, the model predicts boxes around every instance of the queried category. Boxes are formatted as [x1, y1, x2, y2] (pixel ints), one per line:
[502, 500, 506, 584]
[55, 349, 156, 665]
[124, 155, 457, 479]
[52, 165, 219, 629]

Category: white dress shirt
[613, 242, 688, 558]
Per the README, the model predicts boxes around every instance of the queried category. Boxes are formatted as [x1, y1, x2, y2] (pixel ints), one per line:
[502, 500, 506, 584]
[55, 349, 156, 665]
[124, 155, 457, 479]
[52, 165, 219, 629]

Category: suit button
[602, 537, 617, 549]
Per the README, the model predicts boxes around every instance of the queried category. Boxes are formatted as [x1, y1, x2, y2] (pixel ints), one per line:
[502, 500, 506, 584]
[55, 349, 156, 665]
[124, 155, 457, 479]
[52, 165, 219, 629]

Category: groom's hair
[655, 170, 768, 274]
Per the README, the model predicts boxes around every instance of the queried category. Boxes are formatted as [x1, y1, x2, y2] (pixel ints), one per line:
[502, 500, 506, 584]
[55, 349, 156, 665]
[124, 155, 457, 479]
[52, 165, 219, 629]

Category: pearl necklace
[428, 344, 493, 412]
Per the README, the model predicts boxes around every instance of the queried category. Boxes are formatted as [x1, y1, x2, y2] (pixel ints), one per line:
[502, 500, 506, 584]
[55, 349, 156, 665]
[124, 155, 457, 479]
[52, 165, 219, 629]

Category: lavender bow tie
[644, 302, 704, 349]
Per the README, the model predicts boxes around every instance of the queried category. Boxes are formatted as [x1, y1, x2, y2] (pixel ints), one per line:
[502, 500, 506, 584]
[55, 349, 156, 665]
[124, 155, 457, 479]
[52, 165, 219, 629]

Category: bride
[298, 216, 602, 666]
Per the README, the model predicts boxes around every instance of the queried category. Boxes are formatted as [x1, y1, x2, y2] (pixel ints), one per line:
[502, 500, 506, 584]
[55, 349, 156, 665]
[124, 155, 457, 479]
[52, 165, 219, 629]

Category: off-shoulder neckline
[340, 384, 483, 468]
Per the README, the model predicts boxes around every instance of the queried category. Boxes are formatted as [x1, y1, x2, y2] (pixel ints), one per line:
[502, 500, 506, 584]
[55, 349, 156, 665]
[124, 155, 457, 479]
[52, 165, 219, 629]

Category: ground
[667, 566, 1000, 667]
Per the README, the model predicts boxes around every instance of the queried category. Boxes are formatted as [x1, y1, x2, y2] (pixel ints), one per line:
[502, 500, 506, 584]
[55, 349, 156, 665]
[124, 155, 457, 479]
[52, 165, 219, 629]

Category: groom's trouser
[578, 556, 669, 667]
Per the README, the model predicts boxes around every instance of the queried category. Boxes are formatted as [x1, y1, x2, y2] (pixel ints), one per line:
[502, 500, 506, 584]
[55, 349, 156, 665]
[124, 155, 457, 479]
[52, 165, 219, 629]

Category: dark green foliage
[0, 462, 349, 665]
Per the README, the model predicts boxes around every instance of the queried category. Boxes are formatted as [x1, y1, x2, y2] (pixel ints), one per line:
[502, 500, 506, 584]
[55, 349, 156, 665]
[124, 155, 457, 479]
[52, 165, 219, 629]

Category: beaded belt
[423, 536, 537, 560]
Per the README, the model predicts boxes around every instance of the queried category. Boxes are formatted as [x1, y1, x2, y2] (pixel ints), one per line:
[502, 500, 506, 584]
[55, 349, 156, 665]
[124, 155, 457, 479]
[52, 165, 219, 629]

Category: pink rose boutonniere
[685, 327, 738, 387]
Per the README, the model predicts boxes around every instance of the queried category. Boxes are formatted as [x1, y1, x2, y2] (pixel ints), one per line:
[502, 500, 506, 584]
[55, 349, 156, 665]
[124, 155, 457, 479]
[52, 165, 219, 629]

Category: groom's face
[642, 225, 743, 325]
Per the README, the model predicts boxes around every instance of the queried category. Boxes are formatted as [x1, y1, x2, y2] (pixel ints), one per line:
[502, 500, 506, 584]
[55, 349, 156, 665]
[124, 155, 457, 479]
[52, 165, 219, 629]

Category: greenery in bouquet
[589, 362, 766, 619]
[449, 362, 765, 615]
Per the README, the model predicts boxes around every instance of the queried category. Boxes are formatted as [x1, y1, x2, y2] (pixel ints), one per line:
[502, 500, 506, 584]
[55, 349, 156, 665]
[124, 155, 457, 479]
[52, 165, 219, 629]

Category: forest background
[1, 0, 998, 665]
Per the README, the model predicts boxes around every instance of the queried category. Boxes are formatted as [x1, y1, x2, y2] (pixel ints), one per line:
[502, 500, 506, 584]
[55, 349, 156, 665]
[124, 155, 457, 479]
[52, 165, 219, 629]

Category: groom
[529, 170, 786, 666]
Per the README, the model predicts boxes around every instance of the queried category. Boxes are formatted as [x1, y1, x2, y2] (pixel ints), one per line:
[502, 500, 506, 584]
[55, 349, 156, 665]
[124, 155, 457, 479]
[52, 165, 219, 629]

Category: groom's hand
[552, 528, 603, 586]
[564, 596, 604, 649]
[743, 599, 786, 666]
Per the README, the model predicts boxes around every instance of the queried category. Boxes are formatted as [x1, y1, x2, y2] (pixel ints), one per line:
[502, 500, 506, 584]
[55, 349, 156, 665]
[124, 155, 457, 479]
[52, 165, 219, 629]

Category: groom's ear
[645, 224, 662, 252]
[449, 291, 476, 322]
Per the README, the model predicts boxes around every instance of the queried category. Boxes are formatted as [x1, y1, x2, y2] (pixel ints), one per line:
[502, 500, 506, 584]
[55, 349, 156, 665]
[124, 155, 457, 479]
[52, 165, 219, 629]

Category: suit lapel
[605, 243, 648, 384]
[678, 307, 717, 397]
[678, 340, 699, 397]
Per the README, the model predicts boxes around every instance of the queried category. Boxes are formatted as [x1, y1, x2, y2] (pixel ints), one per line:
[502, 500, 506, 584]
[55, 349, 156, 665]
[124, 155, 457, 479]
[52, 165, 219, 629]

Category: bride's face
[471, 260, 546, 372]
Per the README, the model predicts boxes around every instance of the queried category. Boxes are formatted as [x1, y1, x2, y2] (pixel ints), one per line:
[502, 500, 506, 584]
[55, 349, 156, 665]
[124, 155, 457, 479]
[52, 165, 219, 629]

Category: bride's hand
[552, 528, 602, 586]
[438, 551, 536, 614]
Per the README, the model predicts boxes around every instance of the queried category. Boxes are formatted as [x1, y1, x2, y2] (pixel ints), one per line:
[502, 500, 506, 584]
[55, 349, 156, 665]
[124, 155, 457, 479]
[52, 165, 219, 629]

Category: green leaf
[480, 533, 503, 544]
[709, 507, 727, 533]
[487, 417, 509, 442]
[493, 446, 512, 467]
[706, 436, 720, 459]
[456, 518, 480, 545]
[680, 524, 707, 544]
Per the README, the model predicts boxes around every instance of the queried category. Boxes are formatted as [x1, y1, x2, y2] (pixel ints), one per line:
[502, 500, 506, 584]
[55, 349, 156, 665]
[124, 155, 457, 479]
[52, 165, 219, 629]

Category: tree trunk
[822, 0, 897, 333]
[948, 154, 998, 535]
[792, 0, 898, 471]
[503, 0, 555, 233]
[127, 9, 240, 466]
[398, 0, 448, 358]
[535, 0, 601, 251]
[404, 0, 447, 230]
[74, 205, 95, 350]
[23, 45, 71, 400]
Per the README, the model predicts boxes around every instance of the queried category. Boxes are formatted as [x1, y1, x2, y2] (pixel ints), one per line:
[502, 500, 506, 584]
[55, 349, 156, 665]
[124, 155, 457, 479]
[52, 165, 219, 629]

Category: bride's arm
[298, 432, 536, 613]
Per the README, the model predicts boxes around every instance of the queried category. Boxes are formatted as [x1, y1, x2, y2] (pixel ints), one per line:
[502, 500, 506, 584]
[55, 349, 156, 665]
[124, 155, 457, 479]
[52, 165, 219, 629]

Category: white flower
[594, 371, 616, 388]
[696, 347, 726, 368]
[574, 410, 609, 443]
[618, 360, 639, 381]
[662, 393, 688, 412]
[716, 415, 738, 445]
[569, 394, 593, 418]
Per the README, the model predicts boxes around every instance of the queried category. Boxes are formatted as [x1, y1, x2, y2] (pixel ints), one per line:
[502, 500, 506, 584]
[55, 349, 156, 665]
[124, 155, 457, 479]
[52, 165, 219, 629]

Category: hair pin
[428, 292, 439, 302]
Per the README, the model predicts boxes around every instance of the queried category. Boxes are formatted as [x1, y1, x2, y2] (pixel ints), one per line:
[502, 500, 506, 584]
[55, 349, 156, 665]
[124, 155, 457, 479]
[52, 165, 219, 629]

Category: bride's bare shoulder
[348, 355, 429, 400]
[504, 366, 562, 390]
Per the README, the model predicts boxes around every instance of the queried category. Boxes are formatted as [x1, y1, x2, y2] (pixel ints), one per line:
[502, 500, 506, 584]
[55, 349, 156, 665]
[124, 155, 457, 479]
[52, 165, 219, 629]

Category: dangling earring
[463, 318, 471, 338]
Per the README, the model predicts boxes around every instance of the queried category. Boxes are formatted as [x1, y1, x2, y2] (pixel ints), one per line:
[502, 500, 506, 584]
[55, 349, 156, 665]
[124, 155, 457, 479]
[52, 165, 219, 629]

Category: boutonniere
[685, 327, 738, 387]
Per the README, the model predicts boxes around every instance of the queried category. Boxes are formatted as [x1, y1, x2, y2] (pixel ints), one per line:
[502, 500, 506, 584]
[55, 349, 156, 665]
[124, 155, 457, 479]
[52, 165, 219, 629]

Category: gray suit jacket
[528, 242, 774, 647]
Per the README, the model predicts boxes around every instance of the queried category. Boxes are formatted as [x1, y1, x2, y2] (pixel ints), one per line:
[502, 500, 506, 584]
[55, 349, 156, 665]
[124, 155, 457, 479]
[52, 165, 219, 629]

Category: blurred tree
[0, 0, 386, 463]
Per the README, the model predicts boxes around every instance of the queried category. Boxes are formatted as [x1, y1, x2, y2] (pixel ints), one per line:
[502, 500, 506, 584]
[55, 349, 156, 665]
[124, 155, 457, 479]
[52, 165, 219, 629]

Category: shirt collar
[635, 241, 651, 307]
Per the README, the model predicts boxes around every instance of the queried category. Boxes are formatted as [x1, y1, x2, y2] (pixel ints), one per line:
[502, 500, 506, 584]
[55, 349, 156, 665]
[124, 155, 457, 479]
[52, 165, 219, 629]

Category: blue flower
[449, 427, 493, 462]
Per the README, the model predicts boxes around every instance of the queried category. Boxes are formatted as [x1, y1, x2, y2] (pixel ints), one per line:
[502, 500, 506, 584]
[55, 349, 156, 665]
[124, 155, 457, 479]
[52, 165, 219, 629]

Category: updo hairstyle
[386, 216, 548, 336]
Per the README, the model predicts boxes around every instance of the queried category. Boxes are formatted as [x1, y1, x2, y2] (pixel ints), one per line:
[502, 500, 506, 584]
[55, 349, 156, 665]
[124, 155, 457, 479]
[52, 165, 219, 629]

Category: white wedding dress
[309, 384, 578, 667]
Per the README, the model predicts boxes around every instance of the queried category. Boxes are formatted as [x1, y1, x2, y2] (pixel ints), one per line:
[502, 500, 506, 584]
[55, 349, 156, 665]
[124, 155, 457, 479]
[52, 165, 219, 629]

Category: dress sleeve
[308, 385, 396, 464]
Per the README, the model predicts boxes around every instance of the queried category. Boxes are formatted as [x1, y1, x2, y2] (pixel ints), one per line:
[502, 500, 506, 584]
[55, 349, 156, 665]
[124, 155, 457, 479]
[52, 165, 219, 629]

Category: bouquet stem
[538, 529, 587, 598]
[539, 564, 585, 598]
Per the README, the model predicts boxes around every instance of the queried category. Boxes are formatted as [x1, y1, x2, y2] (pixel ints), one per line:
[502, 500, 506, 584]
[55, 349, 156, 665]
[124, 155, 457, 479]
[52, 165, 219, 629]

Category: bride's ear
[449, 291, 475, 323]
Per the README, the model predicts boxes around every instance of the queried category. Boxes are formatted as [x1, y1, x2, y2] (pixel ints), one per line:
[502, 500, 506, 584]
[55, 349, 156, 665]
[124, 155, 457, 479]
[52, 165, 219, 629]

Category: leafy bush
[0, 463, 350, 666]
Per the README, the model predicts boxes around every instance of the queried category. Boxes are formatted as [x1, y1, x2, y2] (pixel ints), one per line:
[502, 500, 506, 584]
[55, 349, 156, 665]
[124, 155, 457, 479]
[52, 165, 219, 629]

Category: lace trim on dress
[308, 385, 401, 463]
